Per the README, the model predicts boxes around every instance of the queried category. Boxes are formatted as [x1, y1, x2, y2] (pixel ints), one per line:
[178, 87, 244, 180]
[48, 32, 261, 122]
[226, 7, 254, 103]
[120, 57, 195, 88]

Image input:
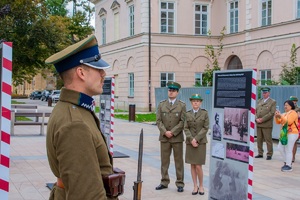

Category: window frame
[260, 70, 271, 85]
[160, 72, 175, 87]
[129, 4, 135, 36]
[160, 1, 176, 34]
[228, 0, 239, 33]
[128, 73, 134, 97]
[195, 72, 203, 86]
[260, 0, 272, 26]
[194, 3, 209, 35]
[101, 18, 106, 45]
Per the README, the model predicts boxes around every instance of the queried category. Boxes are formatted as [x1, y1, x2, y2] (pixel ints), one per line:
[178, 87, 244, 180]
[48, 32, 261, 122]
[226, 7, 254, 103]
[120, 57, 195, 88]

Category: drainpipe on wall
[148, 0, 152, 112]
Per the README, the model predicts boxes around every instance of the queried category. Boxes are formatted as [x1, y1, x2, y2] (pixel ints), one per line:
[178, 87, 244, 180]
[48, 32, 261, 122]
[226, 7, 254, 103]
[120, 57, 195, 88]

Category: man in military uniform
[155, 81, 186, 192]
[255, 87, 276, 160]
[290, 96, 300, 163]
[45, 35, 118, 200]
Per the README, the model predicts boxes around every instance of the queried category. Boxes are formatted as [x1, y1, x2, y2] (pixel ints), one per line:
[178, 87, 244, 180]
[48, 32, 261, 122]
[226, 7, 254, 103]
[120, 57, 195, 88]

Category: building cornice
[111, 1, 121, 11]
[98, 8, 107, 17]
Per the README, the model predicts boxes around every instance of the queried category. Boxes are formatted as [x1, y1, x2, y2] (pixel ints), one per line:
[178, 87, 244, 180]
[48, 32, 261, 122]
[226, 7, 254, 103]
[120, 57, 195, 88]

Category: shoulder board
[179, 100, 186, 104]
[201, 108, 207, 111]
[187, 109, 192, 112]
[160, 99, 167, 103]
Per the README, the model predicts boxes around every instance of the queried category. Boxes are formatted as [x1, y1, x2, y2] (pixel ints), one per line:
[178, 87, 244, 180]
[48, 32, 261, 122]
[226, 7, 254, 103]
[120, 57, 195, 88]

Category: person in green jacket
[45, 35, 118, 200]
[184, 94, 209, 195]
[156, 81, 186, 192]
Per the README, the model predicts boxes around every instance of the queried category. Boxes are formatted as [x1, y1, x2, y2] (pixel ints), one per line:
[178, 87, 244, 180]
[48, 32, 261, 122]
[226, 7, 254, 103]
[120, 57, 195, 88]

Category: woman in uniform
[184, 94, 209, 195]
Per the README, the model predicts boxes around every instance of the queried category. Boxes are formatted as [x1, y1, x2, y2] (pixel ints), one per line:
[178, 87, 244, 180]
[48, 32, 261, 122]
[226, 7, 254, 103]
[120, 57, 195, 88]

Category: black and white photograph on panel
[209, 160, 247, 200]
[212, 112, 222, 141]
[211, 142, 225, 160]
[226, 142, 249, 163]
[223, 107, 248, 143]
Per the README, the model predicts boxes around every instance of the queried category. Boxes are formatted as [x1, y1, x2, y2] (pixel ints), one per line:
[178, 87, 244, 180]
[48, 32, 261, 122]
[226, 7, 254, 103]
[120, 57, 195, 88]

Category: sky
[67, 1, 95, 27]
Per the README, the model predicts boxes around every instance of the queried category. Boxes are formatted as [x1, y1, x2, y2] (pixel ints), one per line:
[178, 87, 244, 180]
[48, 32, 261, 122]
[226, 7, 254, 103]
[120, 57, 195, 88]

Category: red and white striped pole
[109, 77, 115, 156]
[0, 42, 12, 199]
[248, 69, 257, 200]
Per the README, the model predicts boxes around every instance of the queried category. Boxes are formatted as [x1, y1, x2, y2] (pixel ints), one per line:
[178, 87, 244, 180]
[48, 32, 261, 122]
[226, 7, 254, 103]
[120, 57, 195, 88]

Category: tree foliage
[279, 43, 300, 85]
[0, 0, 94, 86]
[202, 27, 226, 86]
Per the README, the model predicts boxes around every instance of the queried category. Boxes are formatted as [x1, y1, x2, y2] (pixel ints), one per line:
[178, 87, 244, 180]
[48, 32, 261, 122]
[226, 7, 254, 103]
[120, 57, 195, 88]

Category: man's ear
[76, 66, 86, 80]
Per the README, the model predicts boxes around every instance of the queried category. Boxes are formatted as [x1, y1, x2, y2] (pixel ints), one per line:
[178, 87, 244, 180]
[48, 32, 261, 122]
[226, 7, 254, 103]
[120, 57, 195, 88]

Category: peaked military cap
[289, 96, 298, 101]
[261, 87, 271, 92]
[189, 94, 203, 101]
[167, 81, 181, 90]
[45, 35, 110, 73]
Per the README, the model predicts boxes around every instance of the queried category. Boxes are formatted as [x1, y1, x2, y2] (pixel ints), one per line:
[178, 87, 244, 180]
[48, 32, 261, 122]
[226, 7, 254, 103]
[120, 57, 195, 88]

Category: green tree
[279, 43, 300, 85]
[45, 0, 68, 16]
[0, 0, 94, 86]
[202, 27, 226, 86]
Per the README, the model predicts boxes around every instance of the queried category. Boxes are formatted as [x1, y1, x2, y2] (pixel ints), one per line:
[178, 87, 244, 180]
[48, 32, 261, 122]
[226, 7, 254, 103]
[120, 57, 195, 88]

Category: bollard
[129, 104, 136, 122]
[48, 97, 52, 107]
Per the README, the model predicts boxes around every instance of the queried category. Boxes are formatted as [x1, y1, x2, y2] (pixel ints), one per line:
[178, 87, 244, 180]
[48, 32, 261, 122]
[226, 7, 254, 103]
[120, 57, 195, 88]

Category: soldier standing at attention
[184, 94, 209, 196]
[255, 87, 276, 160]
[45, 35, 119, 200]
[289, 96, 300, 163]
[155, 81, 186, 192]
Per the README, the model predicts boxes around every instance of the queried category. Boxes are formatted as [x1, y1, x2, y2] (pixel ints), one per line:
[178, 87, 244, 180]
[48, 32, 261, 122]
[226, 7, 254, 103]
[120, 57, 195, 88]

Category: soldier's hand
[165, 131, 173, 138]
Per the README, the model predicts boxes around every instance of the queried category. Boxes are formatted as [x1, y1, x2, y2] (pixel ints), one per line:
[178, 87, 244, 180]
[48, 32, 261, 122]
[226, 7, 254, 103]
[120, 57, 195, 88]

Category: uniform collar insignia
[78, 93, 95, 112]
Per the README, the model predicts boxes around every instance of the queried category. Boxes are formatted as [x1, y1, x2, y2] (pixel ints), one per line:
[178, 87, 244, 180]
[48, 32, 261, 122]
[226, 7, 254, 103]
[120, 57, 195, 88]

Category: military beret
[45, 35, 110, 73]
[167, 81, 181, 90]
[189, 94, 203, 101]
[290, 96, 298, 101]
[261, 87, 271, 92]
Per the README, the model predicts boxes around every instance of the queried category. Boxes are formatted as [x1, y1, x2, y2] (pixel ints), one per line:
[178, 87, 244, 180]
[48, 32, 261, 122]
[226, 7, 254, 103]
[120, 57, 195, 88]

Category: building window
[195, 4, 208, 35]
[195, 73, 203, 86]
[101, 18, 106, 44]
[297, 0, 300, 18]
[129, 73, 134, 97]
[160, 2, 175, 33]
[160, 72, 175, 87]
[114, 13, 120, 40]
[229, 1, 238, 33]
[129, 5, 134, 36]
[261, 0, 272, 26]
[260, 70, 271, 85]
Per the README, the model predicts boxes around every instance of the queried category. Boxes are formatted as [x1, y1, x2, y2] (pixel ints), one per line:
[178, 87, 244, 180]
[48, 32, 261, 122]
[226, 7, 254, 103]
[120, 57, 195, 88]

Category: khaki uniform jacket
[256, 97, 276, 128]
[184, 109, 209, 144]
[47, 88, 114, 200]
[156, 99, 186, 143]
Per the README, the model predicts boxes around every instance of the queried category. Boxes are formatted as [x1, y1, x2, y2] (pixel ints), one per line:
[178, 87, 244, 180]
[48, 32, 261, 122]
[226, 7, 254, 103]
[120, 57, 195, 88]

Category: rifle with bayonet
[133, 129, 143, 200]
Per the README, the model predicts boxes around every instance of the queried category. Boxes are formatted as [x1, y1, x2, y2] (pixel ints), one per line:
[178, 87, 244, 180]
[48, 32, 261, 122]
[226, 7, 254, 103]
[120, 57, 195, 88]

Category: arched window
[227, 56, 242, 70]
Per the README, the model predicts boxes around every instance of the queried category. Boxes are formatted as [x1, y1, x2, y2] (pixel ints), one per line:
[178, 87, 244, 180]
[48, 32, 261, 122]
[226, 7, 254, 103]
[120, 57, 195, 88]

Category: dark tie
[194, 112, 197, 117]
[170, 102, 173, 107]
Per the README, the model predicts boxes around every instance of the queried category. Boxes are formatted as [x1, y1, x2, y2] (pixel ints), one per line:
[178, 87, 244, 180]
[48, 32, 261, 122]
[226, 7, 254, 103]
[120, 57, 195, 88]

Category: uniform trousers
[160, 141, 184, 187]
[278, 133, 298, 167]
[256, 127, 273, 156]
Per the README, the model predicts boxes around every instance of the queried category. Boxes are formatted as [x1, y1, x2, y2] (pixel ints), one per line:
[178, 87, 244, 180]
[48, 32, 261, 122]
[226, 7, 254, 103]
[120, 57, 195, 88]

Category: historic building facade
[90, 0, 300, 111]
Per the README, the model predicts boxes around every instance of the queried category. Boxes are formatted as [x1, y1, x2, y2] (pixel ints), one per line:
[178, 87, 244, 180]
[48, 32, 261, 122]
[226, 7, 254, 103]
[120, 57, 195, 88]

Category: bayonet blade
[137, 129, 143, 181]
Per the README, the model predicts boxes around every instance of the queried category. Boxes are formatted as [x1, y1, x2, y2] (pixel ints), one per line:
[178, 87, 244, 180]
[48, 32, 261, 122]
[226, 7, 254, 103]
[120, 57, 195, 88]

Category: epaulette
[201, 108, 207, 112]
[179, 100, 186, 104]
[187, 109, 192, 112]
[160, 99, 167, 103]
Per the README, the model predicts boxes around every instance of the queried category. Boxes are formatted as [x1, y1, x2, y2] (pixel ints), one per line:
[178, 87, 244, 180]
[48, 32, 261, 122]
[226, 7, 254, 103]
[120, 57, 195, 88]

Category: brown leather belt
[57, 178, 65, 189]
